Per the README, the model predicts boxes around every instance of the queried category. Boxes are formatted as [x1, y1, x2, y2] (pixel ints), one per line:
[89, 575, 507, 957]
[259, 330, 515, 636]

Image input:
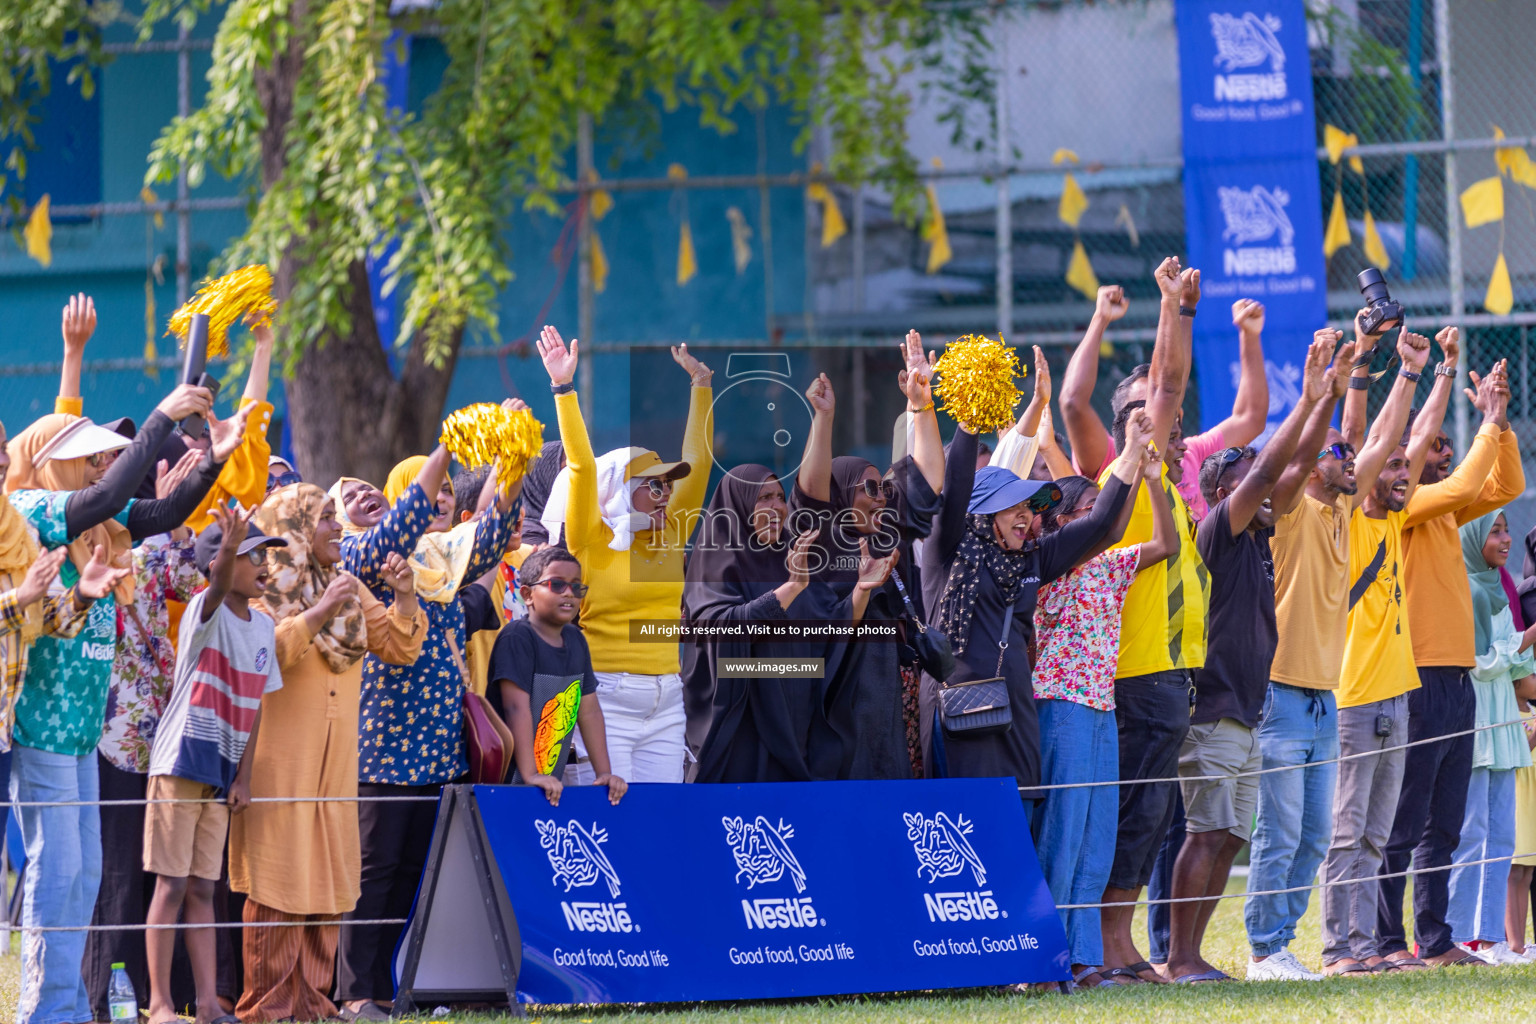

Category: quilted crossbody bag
[936, 593, 1019, 737]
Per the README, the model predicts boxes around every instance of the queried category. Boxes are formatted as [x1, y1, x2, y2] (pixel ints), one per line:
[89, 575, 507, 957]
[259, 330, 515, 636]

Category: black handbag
[935, 593, 1020, 738]
[890, 570, 955, 682]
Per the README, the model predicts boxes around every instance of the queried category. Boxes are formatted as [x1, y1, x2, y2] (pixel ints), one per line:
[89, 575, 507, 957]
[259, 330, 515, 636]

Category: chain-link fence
[3, 1, 1534, 524]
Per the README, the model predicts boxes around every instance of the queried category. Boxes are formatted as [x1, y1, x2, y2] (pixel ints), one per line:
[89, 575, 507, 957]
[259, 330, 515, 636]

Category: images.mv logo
[537, 819, 637, 934]
[906, 811, 1004, 924]
[724, 815, 826, 931]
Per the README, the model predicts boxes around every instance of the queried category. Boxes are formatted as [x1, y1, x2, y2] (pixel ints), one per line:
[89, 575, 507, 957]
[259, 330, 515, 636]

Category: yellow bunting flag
[1461, 176, 1505, 228]
[1323, 191, 1351, 258]
[1323, 124, 1364, 175]
[725, 206, 752, 274]
[24, 194, 52, 267]
[922, 159, 951, 275]
[676, 222, 697, 286]
[806, 163, 846, 248]
[1485, 252, 1514, 316]
[591, 232, 609, 294]
[1115, 204, 1140, 248]
[1065, 239, 1100, 301]
[1361, 210, 1390, 271]
[140, 186, 165, 230]
[1059, 173, 1088, 229]
[1493, 126, 1536, 190]
[1051, 149, 1079, 166]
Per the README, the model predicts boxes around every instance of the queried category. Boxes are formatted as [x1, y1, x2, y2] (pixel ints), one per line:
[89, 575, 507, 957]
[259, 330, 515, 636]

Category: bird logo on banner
[905, 811, 987, 887]
[537, 819, 622, 898]
[723, 816, 808, 893]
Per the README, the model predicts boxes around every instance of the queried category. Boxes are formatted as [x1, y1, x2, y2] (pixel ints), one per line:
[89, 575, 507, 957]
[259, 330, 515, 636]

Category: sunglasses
[643, 477, 674, 500]
[269, 470, 302, 489]
[1216, 446, 1254, 466]
[1431, 435, 1452, 454]
[859, 479, 898, 501]
[531, 577, 589, 598]
[1317, 443, 1356, 462]
[86, 449, 121, 469]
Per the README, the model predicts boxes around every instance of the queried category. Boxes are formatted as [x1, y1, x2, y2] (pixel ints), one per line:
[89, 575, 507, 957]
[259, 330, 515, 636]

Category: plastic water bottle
[108, 963, 137, 1022]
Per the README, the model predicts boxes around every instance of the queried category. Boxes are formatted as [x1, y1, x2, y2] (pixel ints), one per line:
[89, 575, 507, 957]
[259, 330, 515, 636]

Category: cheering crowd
[2, 252, 1535, 1022]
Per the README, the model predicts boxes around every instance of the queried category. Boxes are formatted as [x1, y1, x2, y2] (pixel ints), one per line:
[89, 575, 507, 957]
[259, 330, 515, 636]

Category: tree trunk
[255, 0, 463, 487]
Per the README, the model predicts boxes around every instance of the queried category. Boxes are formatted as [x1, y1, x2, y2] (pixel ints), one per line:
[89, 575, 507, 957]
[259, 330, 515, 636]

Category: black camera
[1357, 268, 1405, 336]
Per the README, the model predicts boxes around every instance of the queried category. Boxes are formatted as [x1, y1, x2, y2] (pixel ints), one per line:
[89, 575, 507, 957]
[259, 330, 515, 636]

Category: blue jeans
[1244, 682, 1338, 958]
[1448, 766, 1516, 944]
[12, 745, 101, 1024]
[1031, 700, 1118, 967]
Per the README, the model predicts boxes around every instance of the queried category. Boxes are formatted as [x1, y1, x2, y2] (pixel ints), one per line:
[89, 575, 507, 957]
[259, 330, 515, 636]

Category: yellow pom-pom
[440, 403, 545, 491]
[931, 334, 1024, 435]
[166, 264, 277, 358]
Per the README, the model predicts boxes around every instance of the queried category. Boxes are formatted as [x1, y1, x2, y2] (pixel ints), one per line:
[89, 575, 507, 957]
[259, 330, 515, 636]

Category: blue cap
[967, 466, 1063, 516]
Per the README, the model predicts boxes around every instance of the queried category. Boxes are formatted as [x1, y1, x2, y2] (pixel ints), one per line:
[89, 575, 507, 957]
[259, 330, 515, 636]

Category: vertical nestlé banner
[1177, 0, 1327, 434]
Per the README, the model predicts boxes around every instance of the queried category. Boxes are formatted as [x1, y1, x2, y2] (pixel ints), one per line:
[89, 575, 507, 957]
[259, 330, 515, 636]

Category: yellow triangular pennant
[1051, 149, 1079, 166]
[922, 183, 951, 275]
[591, 231, 609, 294]
[140, 186, 164, 230]
[1323, 125, 1363, 174]
[1059, 173, 1088, 229]
[1065, 239, 1099, 300]
[1493, 127, 1536, 190]
[806, 163, 846, 248]
[1324, 191, 1351, 258]
[676, 221, 697, 286]
[1362, 210, 1390, 271]
[725, 206, 752, 274]
[1461, 176, 1505, 228]
[24, 194, 52, 267]
[1485, 252, 1513, 315]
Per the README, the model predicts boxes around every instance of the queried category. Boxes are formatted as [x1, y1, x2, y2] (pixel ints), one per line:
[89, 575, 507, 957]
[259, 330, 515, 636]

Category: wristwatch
[1434, 362, 1458, 378]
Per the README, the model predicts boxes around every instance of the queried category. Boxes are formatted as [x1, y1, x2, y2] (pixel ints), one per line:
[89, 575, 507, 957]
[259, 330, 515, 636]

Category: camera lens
[1358, 268, 1390, 303]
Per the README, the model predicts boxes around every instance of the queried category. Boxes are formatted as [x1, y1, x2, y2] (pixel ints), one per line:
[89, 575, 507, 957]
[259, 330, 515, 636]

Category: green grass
[1, 881, 1531, 1023]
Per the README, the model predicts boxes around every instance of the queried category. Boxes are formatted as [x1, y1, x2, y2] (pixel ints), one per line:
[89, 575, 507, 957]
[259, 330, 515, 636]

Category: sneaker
[1470, 941, 1529, 966]
[1455, 942, 1499, 964]
[1247, 948, 1323, 981]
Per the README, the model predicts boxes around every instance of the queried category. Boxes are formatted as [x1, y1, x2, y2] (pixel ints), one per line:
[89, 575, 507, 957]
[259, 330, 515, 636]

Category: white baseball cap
[34, 418, 133, 465]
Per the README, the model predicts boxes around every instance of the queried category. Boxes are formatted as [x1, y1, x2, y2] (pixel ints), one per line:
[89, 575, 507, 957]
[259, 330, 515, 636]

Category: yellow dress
[229, 585, 423, 914]
[1517, 710, 1536, 867]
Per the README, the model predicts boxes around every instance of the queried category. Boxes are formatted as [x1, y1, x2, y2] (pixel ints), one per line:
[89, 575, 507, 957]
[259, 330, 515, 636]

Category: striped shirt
[149, 587, 282, 793]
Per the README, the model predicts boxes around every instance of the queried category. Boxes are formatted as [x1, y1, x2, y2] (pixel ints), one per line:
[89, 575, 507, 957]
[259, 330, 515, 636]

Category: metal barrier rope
[1022, 713, 1532, 792]
[1059, 847, 1536, 910]
[11, 848, 1534, 929]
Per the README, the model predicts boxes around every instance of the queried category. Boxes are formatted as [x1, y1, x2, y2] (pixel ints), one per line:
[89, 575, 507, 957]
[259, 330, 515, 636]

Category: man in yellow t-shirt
[1320, 328, 1442, 976]
[1243, 321, 1420, 981]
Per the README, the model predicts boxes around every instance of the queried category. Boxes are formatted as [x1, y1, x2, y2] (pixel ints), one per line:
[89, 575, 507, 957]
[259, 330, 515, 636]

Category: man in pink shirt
[1060, 287, 1271, 521]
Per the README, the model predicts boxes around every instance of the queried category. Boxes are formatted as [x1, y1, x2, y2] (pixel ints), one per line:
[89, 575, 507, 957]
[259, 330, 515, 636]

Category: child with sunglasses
[488, 547, 626, 806]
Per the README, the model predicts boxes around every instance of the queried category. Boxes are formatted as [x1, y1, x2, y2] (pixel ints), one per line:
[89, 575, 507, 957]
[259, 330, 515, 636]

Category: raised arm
[797, 373, 835, 504]
[1137, 454, 1178, 570]
[1462, 359, 1524, 522]
[1223, 333, 1332, 535]
[1058, 284, 1129, 476]
[668, 344, 715, 530]
[1146, 258, 1196, 455]
[1406, 353, 1504, 526]
[899, 330, 944, 494]
[1037, 423, 1146, 584]
[1341, 308, 1388, 450]
[57, 293, 94, 416]
[199, 503, 251, 621]
[340, 452, 445, 587]
[1272, 332, 1355, 516]
[1208, 299, 1270, 447]
[1068, 408, 1155, 568]
[1352, 328, 1431, 498]
[61, 385, 211, 538]
[540, 325, 607, 556]
[931, 426, 978, 565]
[1401, 328, 1460, 511]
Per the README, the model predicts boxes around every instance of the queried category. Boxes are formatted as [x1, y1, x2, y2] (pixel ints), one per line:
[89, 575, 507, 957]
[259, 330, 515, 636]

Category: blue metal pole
[1403, 0, 1423, 280]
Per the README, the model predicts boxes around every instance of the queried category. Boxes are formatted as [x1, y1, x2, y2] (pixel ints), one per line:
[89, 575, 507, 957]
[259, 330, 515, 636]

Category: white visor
[34, 418, 133, 465]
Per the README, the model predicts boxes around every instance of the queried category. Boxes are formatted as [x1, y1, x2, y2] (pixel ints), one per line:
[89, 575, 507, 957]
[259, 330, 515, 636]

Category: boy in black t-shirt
[489, 546, 626, 805]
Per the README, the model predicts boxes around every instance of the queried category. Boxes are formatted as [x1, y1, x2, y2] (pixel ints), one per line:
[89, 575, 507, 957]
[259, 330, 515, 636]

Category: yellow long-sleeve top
[1403, 423, 1525, 668]
[555, 387, 712, 675]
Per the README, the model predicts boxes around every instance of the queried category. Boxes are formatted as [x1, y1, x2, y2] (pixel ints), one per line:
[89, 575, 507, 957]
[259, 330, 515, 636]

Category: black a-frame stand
[393, 785, 524, 1015]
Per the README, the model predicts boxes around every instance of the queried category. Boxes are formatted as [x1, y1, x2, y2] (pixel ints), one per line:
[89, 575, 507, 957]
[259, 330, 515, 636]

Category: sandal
[1126, 960, 1166, 982]
[1435, 951, 1488, 967]
[1072, 967, 1111, 990]
[1172, 969, 1231, 984]
[1324, 959, 1372, 977]
[1099, 966, 1147, 985]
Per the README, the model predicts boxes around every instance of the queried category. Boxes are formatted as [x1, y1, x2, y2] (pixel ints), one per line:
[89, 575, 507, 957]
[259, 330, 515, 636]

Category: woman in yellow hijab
[336, 443, 523, 1019]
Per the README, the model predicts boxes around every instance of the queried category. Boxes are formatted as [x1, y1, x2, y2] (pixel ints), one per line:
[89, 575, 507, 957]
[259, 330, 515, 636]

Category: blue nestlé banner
[473, 778, 1067, 1003]
[1177, 0, 1327, 434]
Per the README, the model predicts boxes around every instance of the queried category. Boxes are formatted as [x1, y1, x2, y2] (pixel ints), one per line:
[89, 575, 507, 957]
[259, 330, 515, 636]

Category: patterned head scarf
[6, 413, 135, 604]
[254, 483, 369, 674]
[0, 420, 43, 641]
